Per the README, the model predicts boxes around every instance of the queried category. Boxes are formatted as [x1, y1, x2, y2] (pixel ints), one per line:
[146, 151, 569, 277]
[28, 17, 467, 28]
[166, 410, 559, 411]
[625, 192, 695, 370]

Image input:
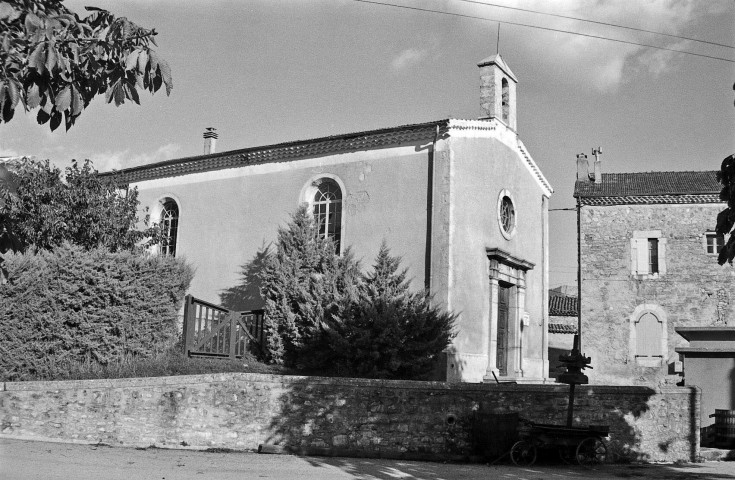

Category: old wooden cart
[510, 422, 609, 466]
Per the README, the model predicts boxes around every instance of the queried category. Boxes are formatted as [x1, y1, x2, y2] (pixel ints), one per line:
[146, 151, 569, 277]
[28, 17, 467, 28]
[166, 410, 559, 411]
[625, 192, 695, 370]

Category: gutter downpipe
[542, 194, 549, 381]
[425, 124, 440, 292]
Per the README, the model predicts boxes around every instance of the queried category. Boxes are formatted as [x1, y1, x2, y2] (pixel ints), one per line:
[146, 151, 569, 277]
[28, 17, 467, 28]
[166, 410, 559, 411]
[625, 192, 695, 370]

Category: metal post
[567, 383, 576, 427]
[182, 295, 195, 356]
[577, 197, 582, 353]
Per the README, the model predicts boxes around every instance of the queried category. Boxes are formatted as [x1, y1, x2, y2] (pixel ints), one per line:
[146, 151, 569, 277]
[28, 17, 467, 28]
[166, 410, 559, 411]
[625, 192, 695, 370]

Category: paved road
[1, 438, 734, 480]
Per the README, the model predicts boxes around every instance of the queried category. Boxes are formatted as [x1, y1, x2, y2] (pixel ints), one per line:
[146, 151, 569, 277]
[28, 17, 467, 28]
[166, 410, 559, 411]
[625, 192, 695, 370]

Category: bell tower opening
[478, 54, 518, 131]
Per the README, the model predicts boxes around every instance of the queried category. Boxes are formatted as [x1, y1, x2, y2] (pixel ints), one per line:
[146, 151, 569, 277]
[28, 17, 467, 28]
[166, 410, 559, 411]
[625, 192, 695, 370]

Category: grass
[4, 348, 288, 382]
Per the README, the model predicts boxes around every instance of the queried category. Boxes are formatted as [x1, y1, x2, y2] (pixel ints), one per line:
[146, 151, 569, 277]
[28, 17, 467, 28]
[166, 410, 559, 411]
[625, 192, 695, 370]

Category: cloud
[465, 0, 714, 92]
[89, 143, 182, 172]
[0, 144, 21, 159]
[633, 40, 690, 78]
[391, 48, 430, 72]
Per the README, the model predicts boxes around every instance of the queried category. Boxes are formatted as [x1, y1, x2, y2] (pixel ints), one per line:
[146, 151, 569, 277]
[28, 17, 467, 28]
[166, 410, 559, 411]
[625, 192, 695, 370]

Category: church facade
[104, 55, 553, 383]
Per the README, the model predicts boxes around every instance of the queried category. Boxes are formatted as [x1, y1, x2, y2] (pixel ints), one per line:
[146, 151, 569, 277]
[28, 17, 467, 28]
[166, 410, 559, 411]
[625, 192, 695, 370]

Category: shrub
[0, 243, 193, 381]
[260, 205, 360, 368]
[259, 208, 456, 379]
[0, 158, 158, 254]
[341, 243, 456, 379]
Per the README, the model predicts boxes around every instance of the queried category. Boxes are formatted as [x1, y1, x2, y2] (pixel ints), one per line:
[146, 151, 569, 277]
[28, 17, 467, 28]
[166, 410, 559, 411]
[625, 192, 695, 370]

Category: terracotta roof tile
[549, 294, 578, 317]
[581, 194, 721, 206]
[549, 323, 577, 334]
[574, 171, 720, 204]
[100, 121, 449, 184]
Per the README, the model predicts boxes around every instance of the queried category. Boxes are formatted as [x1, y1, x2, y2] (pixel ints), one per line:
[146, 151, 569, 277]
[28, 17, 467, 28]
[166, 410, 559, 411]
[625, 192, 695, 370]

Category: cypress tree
[260, 205, 360, 367]
[345, 242, 456, 379]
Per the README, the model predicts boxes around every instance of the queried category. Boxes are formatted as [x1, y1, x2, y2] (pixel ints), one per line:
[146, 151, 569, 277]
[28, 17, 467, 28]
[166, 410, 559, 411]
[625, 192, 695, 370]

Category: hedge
[0, 243, 193, 381]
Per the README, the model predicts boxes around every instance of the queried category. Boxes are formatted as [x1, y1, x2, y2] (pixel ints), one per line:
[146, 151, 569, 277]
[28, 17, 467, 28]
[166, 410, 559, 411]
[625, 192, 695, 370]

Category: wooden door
[496, 285, 510, 376]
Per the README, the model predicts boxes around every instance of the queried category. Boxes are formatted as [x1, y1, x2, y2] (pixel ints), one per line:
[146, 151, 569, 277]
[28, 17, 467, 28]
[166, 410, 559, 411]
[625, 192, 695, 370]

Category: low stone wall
[0, 373, 699, 462]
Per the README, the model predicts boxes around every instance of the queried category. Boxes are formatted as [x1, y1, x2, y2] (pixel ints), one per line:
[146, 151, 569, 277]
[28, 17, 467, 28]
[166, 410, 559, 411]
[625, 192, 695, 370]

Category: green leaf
[158, 58, 173, 95]
[136, 49, 148, 74]
[28, 42, 46, 73]
[113, 82, 125, 106]
[41, 94, 53, 114]
[49, 110, 62, 131]
[2, 94, 15, 123]
[56, 86, 71, 112]
[24, 12, 42, 32]
[148, 49, 159, 74]
[125, 82, 140, 105]
[6, 80, 19, 109]
[71, 87, 83, 116]
[105, 79, 116, 104]
[45, 45, 58, 72]
[125, 50, 139, 71]
[0, 2, 21, 22]
[36, 107, 50, 125]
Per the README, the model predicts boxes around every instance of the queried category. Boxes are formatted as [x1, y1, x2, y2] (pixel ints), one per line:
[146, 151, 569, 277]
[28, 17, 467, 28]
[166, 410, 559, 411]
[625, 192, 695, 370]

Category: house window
[313, 178, 342, 253]
[160, 199, 179, 257]
[705, 232, 725, 255]
[648, 238, 659, 274]
[631, 231, 666, 278]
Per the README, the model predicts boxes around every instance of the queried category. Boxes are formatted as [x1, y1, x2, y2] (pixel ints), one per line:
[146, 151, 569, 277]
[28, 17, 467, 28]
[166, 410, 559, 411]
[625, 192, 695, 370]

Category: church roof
[99, 119, 552, 195]
[100, 120, 445, 184]
[574, 171, 721, 206]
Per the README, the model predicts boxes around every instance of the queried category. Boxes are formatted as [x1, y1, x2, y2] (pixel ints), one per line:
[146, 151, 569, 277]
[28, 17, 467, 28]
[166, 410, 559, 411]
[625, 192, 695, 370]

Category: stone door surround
[484, 248, 534, 381]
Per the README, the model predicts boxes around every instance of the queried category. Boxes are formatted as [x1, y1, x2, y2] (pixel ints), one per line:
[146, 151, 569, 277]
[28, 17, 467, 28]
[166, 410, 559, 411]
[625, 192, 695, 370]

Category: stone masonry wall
[1, 373, 699, 462]
[580, 203, 735, 385]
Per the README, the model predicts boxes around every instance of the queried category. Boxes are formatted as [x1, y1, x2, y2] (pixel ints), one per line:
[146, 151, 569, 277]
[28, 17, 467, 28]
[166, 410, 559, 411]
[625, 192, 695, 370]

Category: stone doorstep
[699, 447, 735, 462]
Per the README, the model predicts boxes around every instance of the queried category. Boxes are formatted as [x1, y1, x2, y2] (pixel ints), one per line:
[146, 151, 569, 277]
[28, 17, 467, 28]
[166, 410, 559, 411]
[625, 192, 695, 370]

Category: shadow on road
[297, 456, 735, 480]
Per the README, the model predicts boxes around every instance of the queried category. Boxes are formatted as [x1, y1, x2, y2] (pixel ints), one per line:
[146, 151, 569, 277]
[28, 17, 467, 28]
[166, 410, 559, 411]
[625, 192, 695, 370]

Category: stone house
[573, 157, 734, 387]
[548, 290, 577, 379]
[102, 54, 553, 383]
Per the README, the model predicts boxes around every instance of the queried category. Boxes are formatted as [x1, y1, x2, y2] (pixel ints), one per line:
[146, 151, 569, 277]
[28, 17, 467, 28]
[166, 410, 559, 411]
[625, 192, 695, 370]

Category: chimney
[576, 153, 589, 181]
[592, 147, 602, 184]
[203, 127, 218, 155]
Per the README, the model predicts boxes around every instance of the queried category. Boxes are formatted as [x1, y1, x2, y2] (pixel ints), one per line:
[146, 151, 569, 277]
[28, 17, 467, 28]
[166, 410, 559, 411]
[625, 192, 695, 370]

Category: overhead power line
[352, 0, 735, 63]
[455, 0, 735, 50]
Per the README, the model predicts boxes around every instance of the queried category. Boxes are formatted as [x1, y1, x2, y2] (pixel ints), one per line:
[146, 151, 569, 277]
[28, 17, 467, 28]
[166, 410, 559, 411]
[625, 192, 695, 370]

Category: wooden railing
[182, 295, 265, 359]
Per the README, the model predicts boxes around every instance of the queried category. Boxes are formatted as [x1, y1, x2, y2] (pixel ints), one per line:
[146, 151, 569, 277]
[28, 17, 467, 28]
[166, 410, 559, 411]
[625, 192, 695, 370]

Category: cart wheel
[558, 445, 575, 464]
[576, 437, 607, 465]
[510, 440, 537, 467]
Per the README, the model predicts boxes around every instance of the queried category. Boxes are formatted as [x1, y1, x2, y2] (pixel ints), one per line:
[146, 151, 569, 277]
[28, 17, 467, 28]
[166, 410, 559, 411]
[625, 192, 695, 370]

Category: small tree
[716, 153, 735, 264]
[259, 205, 360, 368]
[0, 0, 172, 131]
[343, 242, 456, 379]
[0, 157, 157, 253]
[0, 161, 22, 283]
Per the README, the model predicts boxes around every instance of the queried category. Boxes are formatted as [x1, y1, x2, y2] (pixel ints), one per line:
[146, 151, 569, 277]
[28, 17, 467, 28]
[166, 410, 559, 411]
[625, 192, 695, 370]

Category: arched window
[501, 77, 509, 123]
[160, 199, 179, 257]
[313, 178, 342, 253]
[635, 312, 663, 358]
[629, 304, 667, 367]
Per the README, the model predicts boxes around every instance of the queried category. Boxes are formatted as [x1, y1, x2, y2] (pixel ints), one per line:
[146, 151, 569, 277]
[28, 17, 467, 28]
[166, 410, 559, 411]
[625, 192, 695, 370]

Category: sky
[1, 0, 734, 288]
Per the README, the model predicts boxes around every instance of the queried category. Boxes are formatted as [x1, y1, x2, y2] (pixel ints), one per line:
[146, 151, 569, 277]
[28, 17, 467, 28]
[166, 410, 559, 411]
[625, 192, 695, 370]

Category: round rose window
[500, 196, 515, 235]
